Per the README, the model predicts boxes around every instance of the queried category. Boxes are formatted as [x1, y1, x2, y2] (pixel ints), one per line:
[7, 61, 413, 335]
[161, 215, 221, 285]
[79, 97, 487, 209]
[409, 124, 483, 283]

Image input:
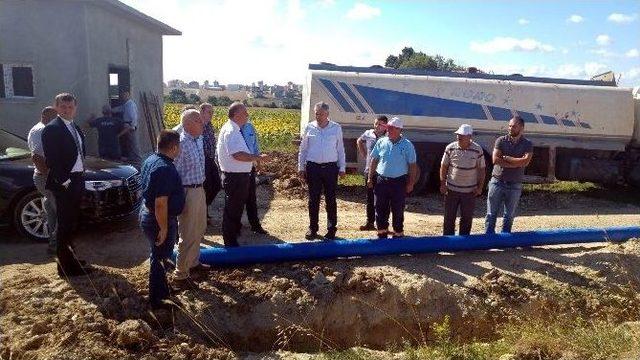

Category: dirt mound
[263, 152, 307, 197]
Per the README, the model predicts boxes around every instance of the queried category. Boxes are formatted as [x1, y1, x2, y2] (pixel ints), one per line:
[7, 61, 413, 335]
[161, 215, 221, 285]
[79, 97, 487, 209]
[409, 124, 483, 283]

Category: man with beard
[485, 116, 533, 234]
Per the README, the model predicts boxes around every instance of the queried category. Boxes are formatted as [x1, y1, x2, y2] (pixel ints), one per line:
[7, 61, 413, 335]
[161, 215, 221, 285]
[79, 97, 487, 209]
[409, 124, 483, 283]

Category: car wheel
[13, 191, 51, 242]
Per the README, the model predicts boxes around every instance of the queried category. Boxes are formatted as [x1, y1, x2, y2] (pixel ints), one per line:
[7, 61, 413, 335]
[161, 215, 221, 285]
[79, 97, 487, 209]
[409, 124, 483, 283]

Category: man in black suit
[42, 93, 90, 277]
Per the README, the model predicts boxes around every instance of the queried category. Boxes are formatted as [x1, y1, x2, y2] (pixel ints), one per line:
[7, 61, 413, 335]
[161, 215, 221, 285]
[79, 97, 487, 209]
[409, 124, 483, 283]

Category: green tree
[385, 47, 464, 72]
[167, 89, 188, 103]
[188, 94, 201, 104]
[218, 96, 233, 106]
[206, 96, 219, 106]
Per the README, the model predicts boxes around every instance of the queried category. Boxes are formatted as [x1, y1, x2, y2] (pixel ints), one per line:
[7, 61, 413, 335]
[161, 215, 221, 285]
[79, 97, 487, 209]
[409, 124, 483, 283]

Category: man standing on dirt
[485, 116, 533, 234]
[440, 124, 486, 236]
[111, 89, 141, 167]
[28, 106, 59, 253]
[356, 115, 388, 231]
[199, 103, 222, 222]
[240, 117, 269, 235]
[42, 93, 91, 277]
[139, 130, 185, 310]
[87, 105, 123, 161]
[298, 101, 346, 240]
[217, 102, 270, 247]
[367, 117, 418, 238]
[173, 109, 208, 286]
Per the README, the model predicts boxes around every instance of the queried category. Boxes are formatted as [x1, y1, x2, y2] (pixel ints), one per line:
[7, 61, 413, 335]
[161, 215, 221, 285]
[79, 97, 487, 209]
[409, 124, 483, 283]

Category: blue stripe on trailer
[352, 83, 487, 120]
[337, 81, 368, 113]
[318, 78, 354, 112]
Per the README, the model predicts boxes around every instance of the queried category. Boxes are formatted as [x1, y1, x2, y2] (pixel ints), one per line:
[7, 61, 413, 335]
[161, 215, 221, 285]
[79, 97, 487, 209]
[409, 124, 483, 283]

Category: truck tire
[413, 155, 437, 195]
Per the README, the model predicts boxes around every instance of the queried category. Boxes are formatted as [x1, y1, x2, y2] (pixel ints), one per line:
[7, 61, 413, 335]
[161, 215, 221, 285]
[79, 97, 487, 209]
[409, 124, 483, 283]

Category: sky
[121, 0, 640, 87]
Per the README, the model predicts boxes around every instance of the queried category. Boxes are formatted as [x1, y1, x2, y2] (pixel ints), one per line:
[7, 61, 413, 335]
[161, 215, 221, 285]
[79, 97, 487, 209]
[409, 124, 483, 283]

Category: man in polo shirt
[485, 116, 533, 234]
[28, 106, 58, 253]
[139, 130, 185, 310]
[440, 124, 486, 235]
[88, 105, 123, 161]
[367, 117, 418, 239]
[298, 101, 346, 240]
[216, 102, 270, 247]
[173, 109, 207, 285]
[241, 118, 268, 235]
[356, 115, 387, 231]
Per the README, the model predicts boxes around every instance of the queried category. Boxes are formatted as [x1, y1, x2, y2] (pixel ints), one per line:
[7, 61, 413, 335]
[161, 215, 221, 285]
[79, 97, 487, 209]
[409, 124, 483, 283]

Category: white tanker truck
[301, 64, 640, 193]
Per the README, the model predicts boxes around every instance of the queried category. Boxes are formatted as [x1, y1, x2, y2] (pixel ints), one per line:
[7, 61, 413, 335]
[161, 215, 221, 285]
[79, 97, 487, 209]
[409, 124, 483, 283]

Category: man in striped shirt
[439, 124, 486, 235]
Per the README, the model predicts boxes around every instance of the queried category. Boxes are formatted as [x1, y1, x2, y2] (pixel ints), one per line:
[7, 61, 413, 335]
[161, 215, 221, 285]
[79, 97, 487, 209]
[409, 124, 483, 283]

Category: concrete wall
[0, 0, 166, 156]
[84, 3, 164, 155]
[0, 0, 91, 139]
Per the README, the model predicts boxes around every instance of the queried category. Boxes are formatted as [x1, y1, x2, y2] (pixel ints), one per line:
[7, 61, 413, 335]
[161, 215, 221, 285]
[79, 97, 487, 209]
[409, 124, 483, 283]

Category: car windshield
[0, 130, 31, 160]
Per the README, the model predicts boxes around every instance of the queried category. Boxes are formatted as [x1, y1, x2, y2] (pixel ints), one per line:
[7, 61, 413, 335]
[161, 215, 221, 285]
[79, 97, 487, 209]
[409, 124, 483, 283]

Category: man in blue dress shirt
[240, 119, 268, 234]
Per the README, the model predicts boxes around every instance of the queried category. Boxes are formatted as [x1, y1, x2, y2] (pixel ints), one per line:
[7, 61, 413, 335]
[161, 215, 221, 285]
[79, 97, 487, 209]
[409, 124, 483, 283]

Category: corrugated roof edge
[309, 64, 617, 87]
[94, 0, 181, 35]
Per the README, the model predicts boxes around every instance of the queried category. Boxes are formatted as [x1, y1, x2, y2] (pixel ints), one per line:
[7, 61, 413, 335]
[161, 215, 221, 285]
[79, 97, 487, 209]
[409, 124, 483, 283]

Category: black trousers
[52, 173, 85, 273]
[364, 174, 375, 224]
[222, 172, 250, 247]
[443, 190, 476, 235]
[243, 168, 260, 228]
[204, 157, 222, 206]
[306, 162, 338, 233]
[374, 174, 407, 233]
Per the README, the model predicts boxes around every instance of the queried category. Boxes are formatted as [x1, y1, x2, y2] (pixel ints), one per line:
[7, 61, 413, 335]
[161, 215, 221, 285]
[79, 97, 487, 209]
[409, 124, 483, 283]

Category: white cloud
[626, 48, 640, 58]
[626, 67, 640, 79]
[584, 62, 608, 77]
[318, 0, 335, 7]
[607, 13, 638, 23]
[567, 14, 584, 23]
[470, 37, 554, 54]
[518, 18, 529, 25]
[555, 63, 609, 78]
[118, 0, 392, 85]
[590, 48, 616, 57]
[596, 34, 612, 46]
[561, 48, 569, 55]
[345, 3, 381, 21]
[556, 64, 584, 77]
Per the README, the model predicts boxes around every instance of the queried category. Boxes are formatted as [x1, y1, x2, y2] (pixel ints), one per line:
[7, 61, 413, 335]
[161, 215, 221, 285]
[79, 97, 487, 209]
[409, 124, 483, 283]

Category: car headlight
[85, 180, 123, 191]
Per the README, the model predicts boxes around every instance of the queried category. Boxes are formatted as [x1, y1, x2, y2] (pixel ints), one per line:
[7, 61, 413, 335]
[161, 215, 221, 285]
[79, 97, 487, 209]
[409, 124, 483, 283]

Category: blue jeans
[139, 208, 178, 304]
[485, 177, 523, 234]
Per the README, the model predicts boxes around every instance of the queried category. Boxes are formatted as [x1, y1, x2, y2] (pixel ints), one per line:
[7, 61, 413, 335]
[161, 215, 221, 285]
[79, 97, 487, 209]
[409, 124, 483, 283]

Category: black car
[0, 129, 141, 241]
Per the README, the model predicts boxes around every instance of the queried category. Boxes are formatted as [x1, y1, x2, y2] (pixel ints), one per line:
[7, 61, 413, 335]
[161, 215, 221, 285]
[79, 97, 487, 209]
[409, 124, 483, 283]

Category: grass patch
[524, 181, 640, 206]
[319, 315, 639, 360]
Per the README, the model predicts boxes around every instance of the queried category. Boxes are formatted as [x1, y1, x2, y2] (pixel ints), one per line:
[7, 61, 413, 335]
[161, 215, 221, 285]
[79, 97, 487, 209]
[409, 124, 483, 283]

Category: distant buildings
[163, 78, 302, 108]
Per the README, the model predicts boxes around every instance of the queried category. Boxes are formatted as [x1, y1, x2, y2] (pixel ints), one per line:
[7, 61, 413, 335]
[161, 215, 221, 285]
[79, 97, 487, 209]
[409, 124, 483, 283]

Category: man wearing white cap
[367, 117, 418, 238]
[439, 124, 486, 235]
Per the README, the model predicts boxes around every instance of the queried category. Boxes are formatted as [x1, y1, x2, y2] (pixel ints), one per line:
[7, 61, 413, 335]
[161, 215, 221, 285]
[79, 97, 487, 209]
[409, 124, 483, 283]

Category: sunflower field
[164, 103, 301, 152]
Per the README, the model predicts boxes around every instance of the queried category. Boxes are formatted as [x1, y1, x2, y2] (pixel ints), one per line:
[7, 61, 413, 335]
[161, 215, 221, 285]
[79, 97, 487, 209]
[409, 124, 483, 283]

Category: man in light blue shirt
[240, 120, 268, 234]
[368, 117, 419, 238]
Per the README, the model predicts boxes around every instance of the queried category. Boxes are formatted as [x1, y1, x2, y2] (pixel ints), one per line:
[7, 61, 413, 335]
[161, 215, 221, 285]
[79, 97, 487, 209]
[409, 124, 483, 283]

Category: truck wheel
[413, 156, 436, 195]
[12, 191, 50, 242]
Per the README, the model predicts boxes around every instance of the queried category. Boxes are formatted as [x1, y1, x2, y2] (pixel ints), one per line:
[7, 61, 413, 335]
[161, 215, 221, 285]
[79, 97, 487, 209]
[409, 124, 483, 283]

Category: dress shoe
[305, 230, 318, 240]
[392, 232, 405, 239]
[251, 225, 269, 235]
[190, 263, 211, 273]
[172, 277, 197, 290]
[377, 230, 389, 239]
[323, 230, 336, 240]
[359, 223, 376, 231]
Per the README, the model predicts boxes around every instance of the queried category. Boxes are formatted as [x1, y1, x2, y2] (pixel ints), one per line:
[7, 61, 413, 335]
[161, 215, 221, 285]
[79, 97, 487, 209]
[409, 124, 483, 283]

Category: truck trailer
[301, 64, 640, 193]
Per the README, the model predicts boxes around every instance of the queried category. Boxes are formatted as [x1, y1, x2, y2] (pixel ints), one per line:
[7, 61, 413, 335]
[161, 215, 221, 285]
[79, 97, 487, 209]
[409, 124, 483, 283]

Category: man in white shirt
[297, 101, 346, 240]
[42, 93, 90, 277]
[356, 115, 387, 231]
[28, 106, 58, 253]
[216, 102, 269, 247]
[112, 90, 141, 167]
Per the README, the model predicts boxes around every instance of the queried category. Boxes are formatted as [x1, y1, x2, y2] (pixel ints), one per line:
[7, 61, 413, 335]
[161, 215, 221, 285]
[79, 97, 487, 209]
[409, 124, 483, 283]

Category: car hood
[3, 156, 138, 180]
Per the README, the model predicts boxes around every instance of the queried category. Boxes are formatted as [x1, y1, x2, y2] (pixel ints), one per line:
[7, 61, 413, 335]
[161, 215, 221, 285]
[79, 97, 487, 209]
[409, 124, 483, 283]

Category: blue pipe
[191, 226, 640, 267]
